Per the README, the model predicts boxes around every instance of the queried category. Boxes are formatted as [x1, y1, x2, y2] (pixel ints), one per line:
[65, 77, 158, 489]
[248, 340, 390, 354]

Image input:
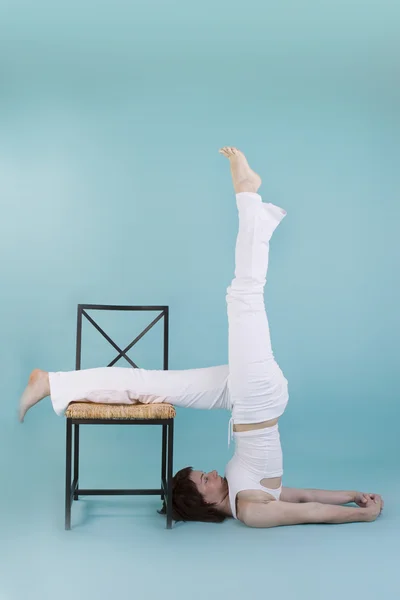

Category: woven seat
[66, 402, 176, 420]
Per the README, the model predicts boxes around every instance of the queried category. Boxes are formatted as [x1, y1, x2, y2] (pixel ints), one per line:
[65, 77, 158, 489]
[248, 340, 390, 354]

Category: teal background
[1, 0, 399, 598]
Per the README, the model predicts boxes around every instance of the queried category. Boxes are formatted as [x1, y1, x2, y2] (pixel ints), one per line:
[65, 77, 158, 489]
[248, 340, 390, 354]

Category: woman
[19, 147, 383, 527]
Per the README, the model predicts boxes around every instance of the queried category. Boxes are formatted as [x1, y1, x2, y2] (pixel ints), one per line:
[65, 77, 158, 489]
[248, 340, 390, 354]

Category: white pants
[49, 192, 288, 427]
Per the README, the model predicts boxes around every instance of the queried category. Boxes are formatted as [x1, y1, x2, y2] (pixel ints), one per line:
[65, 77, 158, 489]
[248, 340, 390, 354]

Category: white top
[225, 419, 286, 520]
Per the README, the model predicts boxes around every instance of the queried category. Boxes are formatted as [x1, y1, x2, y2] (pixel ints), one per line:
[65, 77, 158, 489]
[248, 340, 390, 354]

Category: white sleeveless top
[224, 423, 285, 520]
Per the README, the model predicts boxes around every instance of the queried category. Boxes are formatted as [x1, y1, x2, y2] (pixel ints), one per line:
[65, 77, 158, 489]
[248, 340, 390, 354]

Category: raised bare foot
[219, 147, 262, 194]
[19, 369, 50, 422]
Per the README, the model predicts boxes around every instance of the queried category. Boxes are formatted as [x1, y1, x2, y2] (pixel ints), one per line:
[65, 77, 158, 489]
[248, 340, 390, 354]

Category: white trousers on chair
[49, 192, 288, 427]
[49, 364, 231, 417]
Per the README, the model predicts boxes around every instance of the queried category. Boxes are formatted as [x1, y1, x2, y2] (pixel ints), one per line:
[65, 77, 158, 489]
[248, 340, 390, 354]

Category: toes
[219, 146, 240, 157]
[219, 147, 230, 156]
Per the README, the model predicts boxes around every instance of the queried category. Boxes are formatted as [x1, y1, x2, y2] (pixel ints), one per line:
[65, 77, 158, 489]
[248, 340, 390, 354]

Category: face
[189, 469, 229, 505]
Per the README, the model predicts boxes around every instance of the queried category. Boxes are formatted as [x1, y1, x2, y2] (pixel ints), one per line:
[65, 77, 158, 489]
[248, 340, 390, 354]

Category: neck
[216, 487, 233, 518]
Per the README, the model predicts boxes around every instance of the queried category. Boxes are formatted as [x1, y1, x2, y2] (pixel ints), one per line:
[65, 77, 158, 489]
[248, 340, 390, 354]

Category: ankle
[44, 372, 50, 396]
[235, 184, 259, 194]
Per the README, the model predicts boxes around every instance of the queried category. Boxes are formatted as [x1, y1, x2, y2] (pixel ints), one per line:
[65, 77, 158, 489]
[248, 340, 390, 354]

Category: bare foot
[219, 147, 262, 194]
[19, 369, 50, 422]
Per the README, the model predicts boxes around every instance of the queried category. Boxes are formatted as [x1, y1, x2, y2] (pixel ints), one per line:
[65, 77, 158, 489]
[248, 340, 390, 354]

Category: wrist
[359, 507, 371, 522]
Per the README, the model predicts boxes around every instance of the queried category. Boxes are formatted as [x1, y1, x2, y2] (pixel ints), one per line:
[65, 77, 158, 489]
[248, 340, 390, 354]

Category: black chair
[64, 304, 175, 530]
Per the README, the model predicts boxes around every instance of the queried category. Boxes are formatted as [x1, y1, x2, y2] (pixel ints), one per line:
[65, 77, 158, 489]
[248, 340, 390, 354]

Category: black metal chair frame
[65, 304, 174, 530]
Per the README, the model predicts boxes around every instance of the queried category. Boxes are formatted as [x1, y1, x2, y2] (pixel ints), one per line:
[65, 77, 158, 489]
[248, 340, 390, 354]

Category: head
[159, 466, 229, 523]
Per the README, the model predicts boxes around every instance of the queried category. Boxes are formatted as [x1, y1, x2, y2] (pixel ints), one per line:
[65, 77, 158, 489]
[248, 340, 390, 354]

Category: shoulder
[236, 495, 277, 523]
[236, 498, 251, 523]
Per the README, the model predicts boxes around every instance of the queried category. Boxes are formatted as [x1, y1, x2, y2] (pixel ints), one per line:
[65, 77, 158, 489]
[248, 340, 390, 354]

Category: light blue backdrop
[1, 1, 399, 599]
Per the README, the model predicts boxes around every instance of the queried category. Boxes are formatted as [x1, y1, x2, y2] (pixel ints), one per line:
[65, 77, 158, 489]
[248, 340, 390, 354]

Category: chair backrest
[75, 304, 169, 371]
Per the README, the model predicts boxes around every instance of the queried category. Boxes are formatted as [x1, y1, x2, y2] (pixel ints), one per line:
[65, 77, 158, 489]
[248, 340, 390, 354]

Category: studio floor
[1, 418, 398, 600]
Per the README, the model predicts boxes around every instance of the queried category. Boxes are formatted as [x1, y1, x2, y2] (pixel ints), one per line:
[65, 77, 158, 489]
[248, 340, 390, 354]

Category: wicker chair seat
[65, 402, 176, 420]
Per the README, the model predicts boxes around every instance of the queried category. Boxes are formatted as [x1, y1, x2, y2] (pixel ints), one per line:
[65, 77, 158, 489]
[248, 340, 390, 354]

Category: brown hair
[159, 466, 227, 523]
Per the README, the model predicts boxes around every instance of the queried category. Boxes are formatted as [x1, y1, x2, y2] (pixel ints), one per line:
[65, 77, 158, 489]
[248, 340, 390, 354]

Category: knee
[227, 280, 264, 294]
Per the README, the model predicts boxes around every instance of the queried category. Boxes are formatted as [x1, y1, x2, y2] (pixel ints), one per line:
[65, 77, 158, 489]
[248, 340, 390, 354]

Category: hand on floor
[354, 492, 384, 509]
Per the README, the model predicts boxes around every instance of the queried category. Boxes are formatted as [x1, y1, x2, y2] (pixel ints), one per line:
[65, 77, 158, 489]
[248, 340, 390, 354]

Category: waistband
[228, 418, 280, 446]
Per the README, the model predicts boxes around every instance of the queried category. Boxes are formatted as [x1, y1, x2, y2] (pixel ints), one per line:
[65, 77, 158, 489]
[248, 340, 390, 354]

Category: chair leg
[65, 419, 72, 530]
[73, 424, 80, 500]
[161, 424, 167, 500]
[166, 419, 174, 529]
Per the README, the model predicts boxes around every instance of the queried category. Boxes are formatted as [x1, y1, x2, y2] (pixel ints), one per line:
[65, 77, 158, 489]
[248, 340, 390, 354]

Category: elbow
[300, 490, 314, 503]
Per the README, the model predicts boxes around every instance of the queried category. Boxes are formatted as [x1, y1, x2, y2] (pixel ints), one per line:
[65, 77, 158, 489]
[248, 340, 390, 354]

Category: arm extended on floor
[238, 500, 377, 528]
[281, 487, 356, 505]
